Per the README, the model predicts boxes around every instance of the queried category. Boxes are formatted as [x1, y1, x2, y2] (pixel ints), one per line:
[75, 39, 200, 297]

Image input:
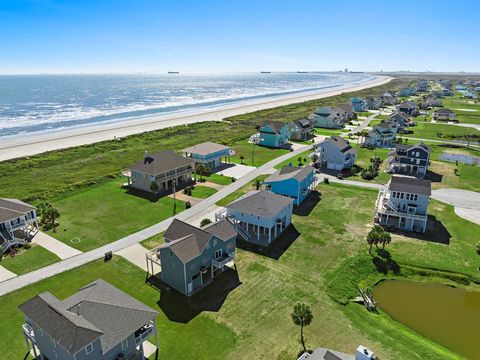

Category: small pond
[373, 280, 480, 359]
[440, 152, 480, 166]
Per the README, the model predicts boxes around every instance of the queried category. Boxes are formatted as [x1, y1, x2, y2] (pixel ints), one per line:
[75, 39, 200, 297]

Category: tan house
[125, 150, 194, 193]
[432, 108, 457, 122]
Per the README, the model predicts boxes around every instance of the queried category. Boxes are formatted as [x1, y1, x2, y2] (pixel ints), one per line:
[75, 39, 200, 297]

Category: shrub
[200, 218, 212, 227]
[323, 177, 330, 184]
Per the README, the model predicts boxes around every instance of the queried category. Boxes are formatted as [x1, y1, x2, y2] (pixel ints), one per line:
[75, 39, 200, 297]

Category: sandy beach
[0, 75, 391, 162]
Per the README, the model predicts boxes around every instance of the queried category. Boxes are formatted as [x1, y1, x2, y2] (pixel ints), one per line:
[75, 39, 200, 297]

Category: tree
[291, 303, 313, 353]
[379, 229, 392, 250]
[195, 163, 210, 181]
[200, 218, 212, 227]
[253, 178, 262, 191]
[239, 155, 245, 164]
[38, 202, 60, 231]
[297, 157, 303, 166]
[150, 181, 159, 193]
[367, 225, 383, 253]
[311, 153, 319, 165]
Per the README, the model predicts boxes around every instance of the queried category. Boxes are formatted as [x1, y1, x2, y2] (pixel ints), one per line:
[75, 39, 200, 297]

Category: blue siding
[264, 171, 314, 205]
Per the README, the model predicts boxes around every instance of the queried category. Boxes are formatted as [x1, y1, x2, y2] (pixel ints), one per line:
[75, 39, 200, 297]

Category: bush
[323, 177, 330, 184]
[200, 218, 212, 227]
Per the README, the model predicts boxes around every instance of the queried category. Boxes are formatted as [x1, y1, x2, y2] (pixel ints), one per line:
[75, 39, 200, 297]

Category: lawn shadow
[371, 249, 401, 275]
[386, 215, 451, 244]
[293, 191, 321, 216]
[235, 224, 300, 260]
[425, 170, 443, 183]
[341, 165, 363, 179]
[212, 162, 236, 173]
[123, 181, 192, 203]
[147, 268, 241, 324]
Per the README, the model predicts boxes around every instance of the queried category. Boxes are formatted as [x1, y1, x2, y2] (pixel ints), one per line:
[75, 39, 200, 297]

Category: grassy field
[442, 97, 480, 125]
[0, 245, 60, 275]
[1, 183, 476, 359]
[215, 175, 268, 207]
[274, 149, 312, 170]
[343, 144, 391, 184]
[190, 185, 218, 198]
[314, 128, 347, 136]
[230, 139, 290, 167]
[46, 178, 185, 251]
[406, 122, 480, 142]
[203, 173, 233, 185]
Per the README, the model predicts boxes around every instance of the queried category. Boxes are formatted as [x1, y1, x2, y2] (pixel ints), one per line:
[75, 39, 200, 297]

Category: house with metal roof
[374, 175, 431, 233]
[387, 142, 431, 177]
[146, 219, 237, 296]
[314, 136, 357, 170]
[288, 118, 314, 141]
[0, 198, 38, 254]
[263, 165, 316, 205]
[181, 142, 235, 170]
[310, 106, 347, 129]
[125, 150, 195, 194]
[364, 122, 397, 148]
[432, 108, 457, 122]
[18, 279, 159, 360]
[256, 121, 291, 148]
[216, 190, 294, 246]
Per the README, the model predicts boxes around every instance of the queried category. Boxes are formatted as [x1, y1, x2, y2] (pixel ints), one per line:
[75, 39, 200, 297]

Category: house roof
[398, 101, 417, 109]
[264, 165, 315, 183]
[129, 150, 193, 175]
[226, 190, 293, 218]
[434, 108, 455, 115]
[321, 136, 356, 155]
[335, 103, 353, 113]
[313, 106, 337, 116]
[162, 219, 235, 262]
[389, 175, 431, 196]
[293, 118, 314, 129]
[18, 280, 158, 355]
[0, 198, 35, 222]
[261, 121, 287, 133]
[304, 347, 355, 360]
[390, 142, 431, 156]
[182, 142, 231, 156]
[389, 112, 409, 122]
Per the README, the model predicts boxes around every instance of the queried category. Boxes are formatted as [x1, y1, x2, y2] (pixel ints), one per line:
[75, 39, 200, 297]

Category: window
[215, 249, 222, 260]
[85, 343, 94, 355]
[121, 338, 128, 351]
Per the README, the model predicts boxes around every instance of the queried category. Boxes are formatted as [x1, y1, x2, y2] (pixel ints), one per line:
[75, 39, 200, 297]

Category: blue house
[181, 142, 235, 170]
[398, 87, 417, 97]
[146, 219, 237, 296]
[257, 121, 291, 148]
[263, 165, 316, 205]
[350, 97, 366, 112]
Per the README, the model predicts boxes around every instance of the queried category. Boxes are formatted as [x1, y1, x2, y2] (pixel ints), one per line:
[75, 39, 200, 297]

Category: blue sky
[1, 0, 479, 74]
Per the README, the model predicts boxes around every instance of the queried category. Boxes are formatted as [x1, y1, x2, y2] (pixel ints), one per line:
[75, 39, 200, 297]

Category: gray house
[216, 190, 293, 246]
[310, 107, 346, 129]
[432, 108, 456, 122]
[374, 175, 431, 233]
[314, 136, 356, 170]
[364, 122, 397, 148]
[387, 142, 431, 177]
[146, 219, 237, 296]
[0, 198, 38, 254]
[125, 150, 195, 193]
[397, 101, 419, 116]
[19, 279, 159, 360]
[388, 112, 409, 130]
[288, 118, 314, 141]
[181, 142, 235, 170]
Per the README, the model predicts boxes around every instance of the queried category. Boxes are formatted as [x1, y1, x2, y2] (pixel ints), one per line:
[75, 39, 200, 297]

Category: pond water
[373, 280, 480, 359]
[440, 152, 480, 166]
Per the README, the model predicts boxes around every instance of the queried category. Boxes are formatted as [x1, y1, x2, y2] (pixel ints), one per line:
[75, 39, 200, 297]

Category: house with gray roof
[289, 118, 314, 141]
[146, 219, 237, 296]
[256, 121, 291, 148]
[387, 142, 431, 177]
[364, 122, 397, 148]
[388, 112, 409, 130]
[299, 345, 375, 360]
[374, 175, 431, 233]
[397, 101, 419, 116]
[216, 190, 294, 246]
[310, 107, 346, 129]
[314, 136, 356, 170]
[263, 165, 316, 205]
[0, 198, 38, 254]
[432, 108, 457, 122]
[381, 92, 397, 105]
[18, 279, 159, 360]
[181, 142, 235, 170]
[125, 150, 195, 194]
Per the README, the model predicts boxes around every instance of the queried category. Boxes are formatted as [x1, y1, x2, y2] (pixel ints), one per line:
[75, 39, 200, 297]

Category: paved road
[401, 136, 480, 148]
[0, 143, 313, 296]
[350, 112, 379, 134]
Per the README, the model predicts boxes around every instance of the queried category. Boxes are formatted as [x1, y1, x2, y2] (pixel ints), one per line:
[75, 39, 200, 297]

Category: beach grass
[0, 244, 60, 275]
[45, 178, 185, 251]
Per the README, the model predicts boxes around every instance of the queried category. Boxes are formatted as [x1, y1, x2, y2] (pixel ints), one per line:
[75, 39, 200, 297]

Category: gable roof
[260, 121, 287, 133]
[398, 101, 417, 109]
[226, 190, 293, 218]
[264, 165, 315, 183]
[293, 118, 314, 129]
[433, 108, 455, 115]
[129, 150, 193, 175]
[320, 136, 356, 155]
[389, 175, 431, 196]
[182, 142, 231, 156]
[19, 280, 158, 355]
[0, 198, 35, 222]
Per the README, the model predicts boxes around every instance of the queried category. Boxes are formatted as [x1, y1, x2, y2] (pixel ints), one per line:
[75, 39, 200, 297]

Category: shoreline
[0, 75, 391, 161]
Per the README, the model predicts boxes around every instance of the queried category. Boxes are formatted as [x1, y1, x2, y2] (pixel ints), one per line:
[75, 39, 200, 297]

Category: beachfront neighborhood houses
[181, 142, 235, 170]
[310, 106, 346, 129]
[350, 97, 366, 112]
[216, 190, 293, 246]
[432, 108, 457, 122]
[0, 198, 38, 254]
[374, 175, 431, 233]
[381, 92, 397, 105]
[398, 87, 416, 97]
[299, 345, 375, 360]
[19, 279, 159, 360]
[263, 165, 316, 205]
[387, 142, 431, 177]
[397, 101, 419, 116]
[125, 150, 194, 194]
[364, 121, 397, 148]
[288, 118, 315, 141]
[388, 112, 409, 130]
[146, 219, 237, 296]
[314, 136, 357, 170]
[256, 121, 291, 148]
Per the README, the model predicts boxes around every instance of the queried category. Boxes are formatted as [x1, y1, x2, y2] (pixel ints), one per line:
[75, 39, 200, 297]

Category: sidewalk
[33, 231, 83, 260]
[0, 265, 16, 282]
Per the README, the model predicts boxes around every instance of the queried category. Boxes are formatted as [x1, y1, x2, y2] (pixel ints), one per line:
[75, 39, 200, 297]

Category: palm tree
[195, 163, 210, 182]
[239, 155, 245, 164]
[366, 225, 384, 253]
[380, 230, 392, 250]
[291, 303, 313, 353]
[297, 157, 303, 166]
[252, 178, 262, 190]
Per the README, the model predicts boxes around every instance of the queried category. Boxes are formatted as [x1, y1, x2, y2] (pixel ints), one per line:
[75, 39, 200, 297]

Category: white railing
[22, 323, 36, 343]
[212, 252, 235, 269]
[134, 320, 154, 345]
[375, 190, 427, 221]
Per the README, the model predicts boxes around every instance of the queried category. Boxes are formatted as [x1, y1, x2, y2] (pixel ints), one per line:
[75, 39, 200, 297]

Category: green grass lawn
[314, 128, 347, 136]
[190, 185, 218, 199]
[274, 149, 312, 170]
[46, 178, 185, 251]
[229, 139, 290, 167]
[368, 119, 382, 127]
[0, 183, 477, 359]
[343, 144, 391, 184]
[406, 122, 480, 142]
[215, 175, 268, 207]
[442, 97, 480, 125]
[0, 245, 60, 275]
[202, 173, 233, 185]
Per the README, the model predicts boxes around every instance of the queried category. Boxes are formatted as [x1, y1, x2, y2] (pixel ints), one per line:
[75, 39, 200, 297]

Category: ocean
[0, 72, 375, 138]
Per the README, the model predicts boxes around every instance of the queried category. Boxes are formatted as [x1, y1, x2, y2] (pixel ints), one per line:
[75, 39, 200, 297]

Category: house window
[85, 343, 94, 355]
[215, 249, 222, 260]
[121, 338, 128, 351]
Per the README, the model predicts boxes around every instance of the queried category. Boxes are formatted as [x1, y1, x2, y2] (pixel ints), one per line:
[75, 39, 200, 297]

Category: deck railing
[212, 252, 235, 269]
[134, 320, 155, 345]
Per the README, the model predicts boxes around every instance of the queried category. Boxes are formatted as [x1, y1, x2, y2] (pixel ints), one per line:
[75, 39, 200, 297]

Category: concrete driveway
[215, 164, 256, 178]
[432, 189, 480, 225]
[34, 231, 83, 260]
[0, 266, 17, 282]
